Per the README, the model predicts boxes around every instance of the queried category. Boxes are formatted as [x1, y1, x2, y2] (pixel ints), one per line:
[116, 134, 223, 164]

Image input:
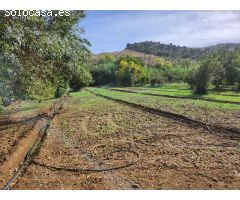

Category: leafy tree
[211, 63, 225, 90]
[193, 59, 214, 94]
[154, 58, 172, 69]
[0, 10, 92, 101]
[115, 56, 148, 86]
[148, 68, 166, 86]
[90, 54, 117, 86]
[188, 49, 240, 94]
[233, 48, 240, 90]
[185, 69, 197, 89]
[220, 51, 237, 85]
[69, 64, 93, 91]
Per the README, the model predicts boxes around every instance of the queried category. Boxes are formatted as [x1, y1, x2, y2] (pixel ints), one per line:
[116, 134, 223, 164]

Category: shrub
[69, 64, 93, 91]
[185, 70, 197, 89]
[54, 87, 66, 98]
[0, 97, 3, 111]
[27, 79, 55, 100]
[2, 97, 11, 106]
[193, 60, 212, 94]
[115, 57, 149, 86]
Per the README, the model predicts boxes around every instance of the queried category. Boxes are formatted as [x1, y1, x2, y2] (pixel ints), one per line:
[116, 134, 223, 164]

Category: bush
[185, 70, 197, 89]
[2, 97, 11, 106]
[0, 97, 3, 112]
[27, 79, 55, 100]
[193, 60, 212, 94]
[89, 54, 117, 86]
[54, 87, 66, 98]
[115, 57, 149, 86]
[149, 68, 166, 86]
[69, 65, 93, 91]
[150, 77, 166, 86]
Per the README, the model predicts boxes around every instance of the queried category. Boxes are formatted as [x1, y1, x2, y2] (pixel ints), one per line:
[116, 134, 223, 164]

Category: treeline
[91, 48, 240, 94]
[90, 54, 196, 87]
[187, 49, 240, 94]
[1, 12, 240, 109]
[126, 41, 240, 60]
[0, 11, 92, 106]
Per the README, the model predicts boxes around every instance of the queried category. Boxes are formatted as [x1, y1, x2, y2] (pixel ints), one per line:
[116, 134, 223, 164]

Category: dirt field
[0, 99, 59, 188]
[1, 91, 239, 189]
[89, 88, 240, 131]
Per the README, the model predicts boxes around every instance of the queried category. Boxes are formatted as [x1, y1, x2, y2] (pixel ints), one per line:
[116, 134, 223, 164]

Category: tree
[185, 69, 197, 89]
[115, 56, 148, 86]
[194, 59, 213, 94]
[90, 54, 117, 86]
[0, 11, 92, 101]
[148, 68, 166, 86]
[211, 64, 225, 90]
[219, 51, 236, 85]
[233, 48, 240, 90]
[69, 64, 93, 91]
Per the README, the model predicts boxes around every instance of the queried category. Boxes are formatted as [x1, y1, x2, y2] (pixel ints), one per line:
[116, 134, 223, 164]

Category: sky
[79, 11, 240, 54]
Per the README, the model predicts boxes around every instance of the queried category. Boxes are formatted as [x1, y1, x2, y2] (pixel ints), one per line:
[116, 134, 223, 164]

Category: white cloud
[81, 11, 240, 53]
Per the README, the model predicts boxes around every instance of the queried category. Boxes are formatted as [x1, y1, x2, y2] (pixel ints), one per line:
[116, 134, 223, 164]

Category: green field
[1, 99, 56, 119]
[110, 83, 240, 103]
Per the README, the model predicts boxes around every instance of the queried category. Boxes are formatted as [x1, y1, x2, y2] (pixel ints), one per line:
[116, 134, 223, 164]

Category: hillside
[125, 41, 240, 60]
[95, 49, 161, 66]
[95, 42, 240, 66]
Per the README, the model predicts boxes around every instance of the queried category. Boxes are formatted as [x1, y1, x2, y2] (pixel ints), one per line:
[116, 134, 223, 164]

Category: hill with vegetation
[95, 49, 162, 66]
[125, 41, 240, 60]
[93, 41, 240, 93]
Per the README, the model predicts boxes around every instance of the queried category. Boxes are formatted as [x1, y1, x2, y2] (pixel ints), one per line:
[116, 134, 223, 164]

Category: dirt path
[0, 119, 48, 188]
[10, 92, 240, 189]
[0, 99, 63, 189]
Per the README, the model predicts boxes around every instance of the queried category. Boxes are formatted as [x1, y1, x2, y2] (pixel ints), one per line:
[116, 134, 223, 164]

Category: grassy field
[4, 99, 56, 121]
[111, 83, 240, 103]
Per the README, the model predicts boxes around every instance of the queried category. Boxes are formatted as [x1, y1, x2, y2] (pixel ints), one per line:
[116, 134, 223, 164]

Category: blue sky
[79, 11, 240, 54]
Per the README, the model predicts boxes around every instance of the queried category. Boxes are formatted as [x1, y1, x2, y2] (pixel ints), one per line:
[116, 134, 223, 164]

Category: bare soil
[0, 100, 58, 188]
[94, 88, 240, 131]
[9, 93, 240, 189]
